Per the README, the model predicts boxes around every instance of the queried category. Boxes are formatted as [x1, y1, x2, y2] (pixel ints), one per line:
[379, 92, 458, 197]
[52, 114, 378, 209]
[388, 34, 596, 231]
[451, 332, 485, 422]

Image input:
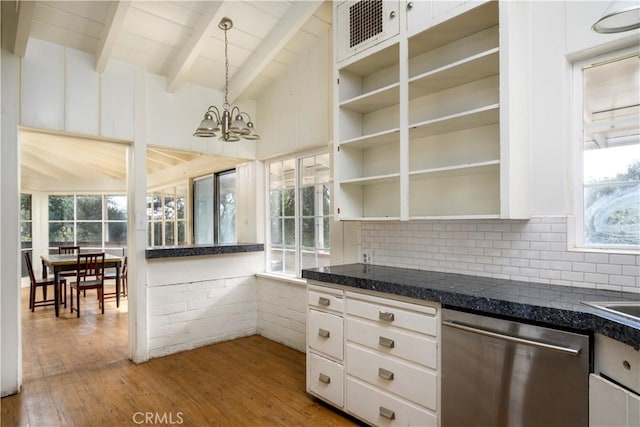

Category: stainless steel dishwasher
[442, 309, 590, 427]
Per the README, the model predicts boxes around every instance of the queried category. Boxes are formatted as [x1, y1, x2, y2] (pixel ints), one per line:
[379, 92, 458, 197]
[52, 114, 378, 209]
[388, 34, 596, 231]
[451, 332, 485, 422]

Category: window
[193, 169, 236, 244]
[48, 194, 127, 251]
[20, 194, 33, 278]
[574, 51, 639, 249]
[268, 152, 331, 276]
[147, 186, 187, 246]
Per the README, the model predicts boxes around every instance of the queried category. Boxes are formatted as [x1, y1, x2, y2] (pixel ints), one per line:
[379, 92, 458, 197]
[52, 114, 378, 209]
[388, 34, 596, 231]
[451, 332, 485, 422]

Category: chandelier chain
[223, 26, 230, 110]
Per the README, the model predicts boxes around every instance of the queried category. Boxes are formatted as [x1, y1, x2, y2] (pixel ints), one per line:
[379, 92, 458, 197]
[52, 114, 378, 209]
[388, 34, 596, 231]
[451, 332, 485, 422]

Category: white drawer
[347, 296, 437, 337]
[347, 317, 437, 369]
[308, 285, 344, 314]
[595, 334, 640, 394]
[308, 309, 344, 361]
[346, 343, 437, 410]
[346, 377, 437, 427]
[308, 352, 344, 407]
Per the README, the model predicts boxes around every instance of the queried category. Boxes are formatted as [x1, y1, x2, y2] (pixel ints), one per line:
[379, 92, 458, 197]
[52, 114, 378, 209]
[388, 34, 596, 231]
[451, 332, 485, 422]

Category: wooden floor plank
[2, 288, 360, 426]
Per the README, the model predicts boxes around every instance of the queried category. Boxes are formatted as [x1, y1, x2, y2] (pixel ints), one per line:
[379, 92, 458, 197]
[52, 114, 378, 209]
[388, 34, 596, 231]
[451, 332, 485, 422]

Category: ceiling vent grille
[349, 0, 384, 48]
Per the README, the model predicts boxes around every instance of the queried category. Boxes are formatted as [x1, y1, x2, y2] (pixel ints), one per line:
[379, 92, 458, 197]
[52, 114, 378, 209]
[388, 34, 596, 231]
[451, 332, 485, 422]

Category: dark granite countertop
[146, 243, 264, 259]
[302, 263, 640, 349]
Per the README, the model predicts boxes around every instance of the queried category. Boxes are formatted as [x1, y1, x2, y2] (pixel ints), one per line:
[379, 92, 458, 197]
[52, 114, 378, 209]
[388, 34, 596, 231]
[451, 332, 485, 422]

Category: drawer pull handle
[379, 336, 395, 348]
[379, 406, 395, 420]
[378, 367, 394, 380]
[318, 328, 330, 338]
[318, 296, 330, 306]
[318, 373, 331, 384]
[623, 360, 631, 370]
[379, 311, 395, 321]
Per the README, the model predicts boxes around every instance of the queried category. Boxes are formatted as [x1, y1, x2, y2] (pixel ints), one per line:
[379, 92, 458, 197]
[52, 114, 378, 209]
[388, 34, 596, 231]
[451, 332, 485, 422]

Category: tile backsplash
[360, 217, 640, 294]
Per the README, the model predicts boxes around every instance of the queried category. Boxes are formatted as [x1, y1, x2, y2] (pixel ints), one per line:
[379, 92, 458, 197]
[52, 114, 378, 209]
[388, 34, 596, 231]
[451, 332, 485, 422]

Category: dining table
[41, 253, 124, 317]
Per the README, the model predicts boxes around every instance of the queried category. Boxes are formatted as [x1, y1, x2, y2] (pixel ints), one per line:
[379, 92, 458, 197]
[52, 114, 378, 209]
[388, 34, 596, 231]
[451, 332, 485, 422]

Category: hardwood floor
[2, 287, 359, 426]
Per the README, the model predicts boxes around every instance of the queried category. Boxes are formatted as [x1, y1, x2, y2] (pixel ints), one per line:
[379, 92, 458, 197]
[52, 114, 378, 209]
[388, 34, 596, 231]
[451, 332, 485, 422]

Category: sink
[583, 301, 640, 322]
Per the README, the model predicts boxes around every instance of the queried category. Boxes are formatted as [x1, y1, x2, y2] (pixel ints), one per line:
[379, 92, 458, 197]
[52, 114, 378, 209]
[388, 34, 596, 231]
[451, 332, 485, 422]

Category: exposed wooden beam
[227, 1, 323, 103]
[0, 0, 34, 56]
[14, 0, 34, 57]
[165, 1, 224, 93]
[96, 1, 131, 73]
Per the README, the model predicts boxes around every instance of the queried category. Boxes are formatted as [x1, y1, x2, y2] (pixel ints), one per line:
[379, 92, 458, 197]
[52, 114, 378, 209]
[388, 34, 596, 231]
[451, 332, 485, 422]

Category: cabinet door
[590, 374, 639, 427]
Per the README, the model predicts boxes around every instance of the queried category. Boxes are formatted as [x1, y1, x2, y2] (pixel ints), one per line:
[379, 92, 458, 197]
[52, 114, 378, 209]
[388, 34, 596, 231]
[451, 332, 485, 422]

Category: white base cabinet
[306, 282, 440, 426]
[590, 334, 640, 427]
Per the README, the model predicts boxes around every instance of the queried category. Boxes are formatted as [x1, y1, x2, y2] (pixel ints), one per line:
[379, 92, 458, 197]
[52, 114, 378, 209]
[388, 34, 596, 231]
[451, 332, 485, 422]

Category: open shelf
[409, 48, 499, 95]
[410, 160, 500, 178]
[340, 128, 400, 149]
[409, 163, 500, 217]
[408, 1, 499, 58]
[410, 104, 499, 139]
[340, 173, 401, 186]
[340, 82, 400, 114]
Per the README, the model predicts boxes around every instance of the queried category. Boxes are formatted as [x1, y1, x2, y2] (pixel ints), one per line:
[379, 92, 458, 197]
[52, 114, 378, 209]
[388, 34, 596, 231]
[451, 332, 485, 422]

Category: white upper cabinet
[333, 0, 531, 220]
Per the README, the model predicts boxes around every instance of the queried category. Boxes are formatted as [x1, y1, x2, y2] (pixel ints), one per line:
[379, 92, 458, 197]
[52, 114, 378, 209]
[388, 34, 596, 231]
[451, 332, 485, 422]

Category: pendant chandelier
[193, 17, 260, 141]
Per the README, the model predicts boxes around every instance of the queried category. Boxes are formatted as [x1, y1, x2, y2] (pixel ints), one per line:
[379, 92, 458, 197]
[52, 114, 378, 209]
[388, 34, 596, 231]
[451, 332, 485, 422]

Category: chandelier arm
[208, 106, 222, 122]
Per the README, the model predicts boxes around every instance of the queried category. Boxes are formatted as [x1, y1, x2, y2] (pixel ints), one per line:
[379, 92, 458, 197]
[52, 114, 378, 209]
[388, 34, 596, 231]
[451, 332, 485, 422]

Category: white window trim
[570, 46, 640, 253]
[265, 147, 332, 278]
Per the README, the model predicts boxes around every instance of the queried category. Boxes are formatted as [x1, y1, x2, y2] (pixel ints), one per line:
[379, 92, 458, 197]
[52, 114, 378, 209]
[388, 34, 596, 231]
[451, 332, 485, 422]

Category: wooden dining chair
[25, 252, 64, 312]
[104, 256, 127, 305]
[70, 253, 105, 317]
[57, 245, 80, 304]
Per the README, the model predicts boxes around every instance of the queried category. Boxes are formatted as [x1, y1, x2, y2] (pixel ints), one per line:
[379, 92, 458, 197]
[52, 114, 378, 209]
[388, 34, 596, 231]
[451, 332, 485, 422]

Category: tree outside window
[48, 194, 127, 251]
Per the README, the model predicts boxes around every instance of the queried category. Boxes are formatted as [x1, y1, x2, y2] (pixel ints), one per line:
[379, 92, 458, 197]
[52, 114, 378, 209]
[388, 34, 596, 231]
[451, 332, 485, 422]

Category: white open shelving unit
[334, 0, 530, 221]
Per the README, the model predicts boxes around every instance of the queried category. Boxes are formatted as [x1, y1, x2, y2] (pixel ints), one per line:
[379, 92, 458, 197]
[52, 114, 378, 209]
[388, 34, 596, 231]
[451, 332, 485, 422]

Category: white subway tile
[605, 254, 638, 265]
[585, 253, 609, 263]
[622, 265, 640, 277]
[596, 264, 622, 275]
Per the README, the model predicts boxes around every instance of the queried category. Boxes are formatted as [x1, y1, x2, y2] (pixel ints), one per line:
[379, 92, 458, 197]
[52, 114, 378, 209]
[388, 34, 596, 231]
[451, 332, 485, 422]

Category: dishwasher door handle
[442, 320, 581, 356]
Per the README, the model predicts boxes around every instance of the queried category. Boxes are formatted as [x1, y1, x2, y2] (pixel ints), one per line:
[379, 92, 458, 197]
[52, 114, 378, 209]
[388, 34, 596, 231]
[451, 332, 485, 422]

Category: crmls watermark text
[132, 412, 184, 425]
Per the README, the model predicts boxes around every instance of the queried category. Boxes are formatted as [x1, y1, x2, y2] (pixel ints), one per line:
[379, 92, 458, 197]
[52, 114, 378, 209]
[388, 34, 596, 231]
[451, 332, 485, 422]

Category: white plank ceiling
[9, 0, 333, 189]
[11, 0, 332, 100]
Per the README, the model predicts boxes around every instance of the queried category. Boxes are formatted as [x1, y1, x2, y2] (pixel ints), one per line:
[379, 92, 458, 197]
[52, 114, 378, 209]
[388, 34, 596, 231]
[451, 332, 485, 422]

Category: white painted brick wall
[361, 217, 640, 294]
[146, 253, 263, 358]
[256, 276, 307, 352]
[148, 276, 257, 358]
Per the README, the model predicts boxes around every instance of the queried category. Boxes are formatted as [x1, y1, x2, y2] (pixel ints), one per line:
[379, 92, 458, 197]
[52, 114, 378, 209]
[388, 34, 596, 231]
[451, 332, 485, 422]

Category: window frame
[571, 46, 640, 252]
[191, 168, 237, 245]
[265, 149, 332, 278]
[147, 186, 188, 247]
[47, 193, 128, 252]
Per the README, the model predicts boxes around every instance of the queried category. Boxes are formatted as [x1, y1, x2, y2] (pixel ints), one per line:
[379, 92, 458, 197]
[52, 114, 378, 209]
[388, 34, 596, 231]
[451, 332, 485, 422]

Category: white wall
[1, 48, 22, 397]
[256, 30, 332, 159]
[146, 253, 262, 358]
[256, 276, 307, 352]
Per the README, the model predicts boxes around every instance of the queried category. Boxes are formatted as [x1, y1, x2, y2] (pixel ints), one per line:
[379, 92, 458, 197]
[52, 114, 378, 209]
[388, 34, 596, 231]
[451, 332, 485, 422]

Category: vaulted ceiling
[5, 0, 332, 101]
[8, 1, 333, 190]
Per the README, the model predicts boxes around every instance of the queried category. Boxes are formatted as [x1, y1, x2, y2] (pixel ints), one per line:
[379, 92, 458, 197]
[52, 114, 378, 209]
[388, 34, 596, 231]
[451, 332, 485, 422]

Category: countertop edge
[302, 266, 640, 350]
[146, 243, 264, 259]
